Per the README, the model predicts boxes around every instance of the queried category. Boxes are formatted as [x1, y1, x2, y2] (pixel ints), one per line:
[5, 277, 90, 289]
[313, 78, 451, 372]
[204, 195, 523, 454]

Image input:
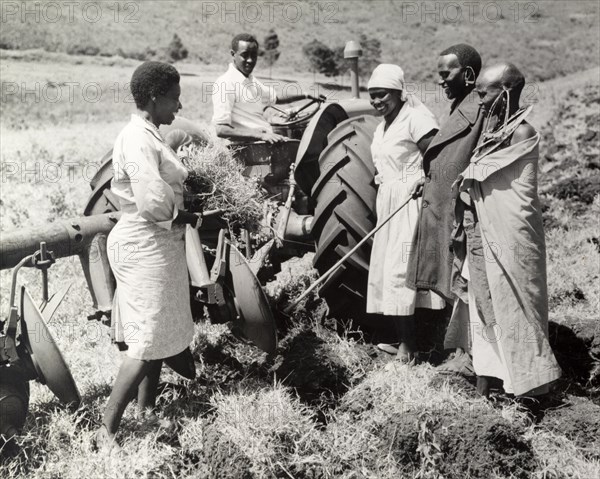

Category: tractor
[0, 41, 381, 440]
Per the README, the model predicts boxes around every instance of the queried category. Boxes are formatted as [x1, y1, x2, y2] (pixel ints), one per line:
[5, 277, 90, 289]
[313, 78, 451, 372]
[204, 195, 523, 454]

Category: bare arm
[511, 122, 536, 145]
[173, 209, 200, 227]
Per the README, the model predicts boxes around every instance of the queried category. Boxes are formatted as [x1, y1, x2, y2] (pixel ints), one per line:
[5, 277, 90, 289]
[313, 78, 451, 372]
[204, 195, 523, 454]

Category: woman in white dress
[96, 62, 201, 448]
[366, 64, 446, 363]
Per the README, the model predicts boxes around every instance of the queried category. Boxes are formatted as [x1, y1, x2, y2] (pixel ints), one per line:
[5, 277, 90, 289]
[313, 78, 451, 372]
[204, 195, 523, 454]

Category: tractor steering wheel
[265, 96, 325, 128]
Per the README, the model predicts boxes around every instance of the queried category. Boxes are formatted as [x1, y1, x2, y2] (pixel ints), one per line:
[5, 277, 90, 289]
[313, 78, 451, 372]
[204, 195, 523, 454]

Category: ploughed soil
[198, 83, 599, 477]
[436, 410, 536, 478]
[539, 395, 600, 460]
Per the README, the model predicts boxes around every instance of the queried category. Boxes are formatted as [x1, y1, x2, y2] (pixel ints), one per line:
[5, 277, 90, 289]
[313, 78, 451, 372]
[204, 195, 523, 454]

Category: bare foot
[136, 408, 176, 433]
[396, 342, 415, 364]
[437, 349, 475, 377]
[476, 376, 491, 397]
[92, 425, 121, 454]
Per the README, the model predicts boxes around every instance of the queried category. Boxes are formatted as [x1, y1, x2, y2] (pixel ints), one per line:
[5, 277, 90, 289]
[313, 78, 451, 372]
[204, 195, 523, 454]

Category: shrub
[115, 47, 153, 61]
[302, 39, 339, 78]
[66, 44, 100, 56]
[357, 33, 381, 80]
[259, 29, 280, 78]
[166, 34, 188, 62]
[114, 35, 188, 63]
[333, 46, 350, 79]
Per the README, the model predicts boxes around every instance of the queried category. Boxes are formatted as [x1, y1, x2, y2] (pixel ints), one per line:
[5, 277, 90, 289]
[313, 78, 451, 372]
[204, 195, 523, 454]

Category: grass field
[1, 2, 599, 477]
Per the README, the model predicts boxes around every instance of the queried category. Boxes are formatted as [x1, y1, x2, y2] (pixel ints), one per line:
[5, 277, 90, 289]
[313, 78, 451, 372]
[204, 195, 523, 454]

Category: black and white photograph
[1, 1, 599, 477]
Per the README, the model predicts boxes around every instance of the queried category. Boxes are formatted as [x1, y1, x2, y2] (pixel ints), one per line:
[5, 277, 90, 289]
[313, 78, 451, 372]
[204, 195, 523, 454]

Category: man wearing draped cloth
[445, 63, 561, 397]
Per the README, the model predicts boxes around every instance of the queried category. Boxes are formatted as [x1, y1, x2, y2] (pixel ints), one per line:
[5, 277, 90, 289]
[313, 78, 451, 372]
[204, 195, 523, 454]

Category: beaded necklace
[473, 89, 532, 161]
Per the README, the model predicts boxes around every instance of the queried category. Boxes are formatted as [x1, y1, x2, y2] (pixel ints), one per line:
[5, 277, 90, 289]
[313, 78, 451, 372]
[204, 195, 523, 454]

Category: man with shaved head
[476, 63, 526, 118]
[446, 62, 561, 398]
[404, 44, 484, 371]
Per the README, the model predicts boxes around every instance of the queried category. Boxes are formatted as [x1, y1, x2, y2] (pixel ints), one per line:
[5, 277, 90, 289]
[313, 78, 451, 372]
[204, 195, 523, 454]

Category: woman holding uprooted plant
[96, 61, 200, 450]
[366, 64, 446, 363]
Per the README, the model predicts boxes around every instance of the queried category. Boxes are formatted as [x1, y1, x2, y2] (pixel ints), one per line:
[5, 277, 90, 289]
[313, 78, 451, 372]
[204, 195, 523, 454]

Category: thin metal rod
[284, 194, 414, 314]
[288, 98, 317, 120]
[40, 242, 49, 302]
[275, 169, 297, 248]
[348, 58, 360, 98]
[9, 255, 35, 309]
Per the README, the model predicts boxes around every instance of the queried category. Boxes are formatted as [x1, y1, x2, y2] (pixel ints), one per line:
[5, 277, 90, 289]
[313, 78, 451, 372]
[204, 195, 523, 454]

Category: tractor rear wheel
[310, 115, 379, 320]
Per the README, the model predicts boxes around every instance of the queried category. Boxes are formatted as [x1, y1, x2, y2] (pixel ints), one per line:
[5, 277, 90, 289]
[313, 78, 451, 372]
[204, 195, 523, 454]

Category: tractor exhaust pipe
[344, 40, 363, 99]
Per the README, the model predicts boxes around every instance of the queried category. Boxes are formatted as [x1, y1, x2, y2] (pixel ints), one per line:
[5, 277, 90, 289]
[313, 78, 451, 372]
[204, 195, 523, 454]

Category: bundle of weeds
[180, 142, 266, 232]
[265, 253, 325, 322]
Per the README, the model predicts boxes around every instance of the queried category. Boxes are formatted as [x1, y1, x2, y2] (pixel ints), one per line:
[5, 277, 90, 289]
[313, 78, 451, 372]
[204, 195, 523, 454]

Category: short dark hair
[130, 61, 180, 109]
[231, 33, 259, 51]
[440, 43, 482, 76]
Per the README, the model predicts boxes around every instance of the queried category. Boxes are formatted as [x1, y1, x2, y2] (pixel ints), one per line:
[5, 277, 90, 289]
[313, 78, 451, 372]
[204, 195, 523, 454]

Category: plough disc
[20, 287, 81, 406]
[227, 240, 278, 354]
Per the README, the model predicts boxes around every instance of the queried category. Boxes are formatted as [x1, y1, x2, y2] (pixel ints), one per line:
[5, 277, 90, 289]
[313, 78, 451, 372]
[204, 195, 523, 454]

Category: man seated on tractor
[212, 33, 321, 143]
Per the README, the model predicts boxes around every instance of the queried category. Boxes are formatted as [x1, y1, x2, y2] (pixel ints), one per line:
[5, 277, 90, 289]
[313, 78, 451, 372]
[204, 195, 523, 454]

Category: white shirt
[111, 115, 186, 230]
[371, 103, 438, 185]
[211, 63, 277, 133]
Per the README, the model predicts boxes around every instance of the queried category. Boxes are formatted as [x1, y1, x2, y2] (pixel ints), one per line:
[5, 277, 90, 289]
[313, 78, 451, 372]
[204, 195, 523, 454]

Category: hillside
[1, 49, 599, 477]
[1, 0, 599, 83]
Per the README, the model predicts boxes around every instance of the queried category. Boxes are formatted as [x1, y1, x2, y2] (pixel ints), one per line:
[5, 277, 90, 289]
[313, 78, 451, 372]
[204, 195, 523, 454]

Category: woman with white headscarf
[366, 64, 446, 363]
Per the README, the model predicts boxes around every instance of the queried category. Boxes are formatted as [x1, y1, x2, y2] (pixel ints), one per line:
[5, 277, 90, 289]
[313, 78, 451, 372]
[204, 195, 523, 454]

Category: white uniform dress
[108, 114, 195, 360]
[366, 103, 446, 316]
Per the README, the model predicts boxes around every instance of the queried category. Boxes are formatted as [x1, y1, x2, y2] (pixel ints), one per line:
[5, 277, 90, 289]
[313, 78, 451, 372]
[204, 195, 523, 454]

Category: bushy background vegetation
[1, 1, 599, 82]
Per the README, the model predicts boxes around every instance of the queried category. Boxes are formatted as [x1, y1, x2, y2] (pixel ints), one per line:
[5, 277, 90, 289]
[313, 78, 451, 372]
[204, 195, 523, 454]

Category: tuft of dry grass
[264, 253, 324, 322]
[206, 384, 320, 477]
[180, 141, 268, 233]
[527, 430, 600, 479]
